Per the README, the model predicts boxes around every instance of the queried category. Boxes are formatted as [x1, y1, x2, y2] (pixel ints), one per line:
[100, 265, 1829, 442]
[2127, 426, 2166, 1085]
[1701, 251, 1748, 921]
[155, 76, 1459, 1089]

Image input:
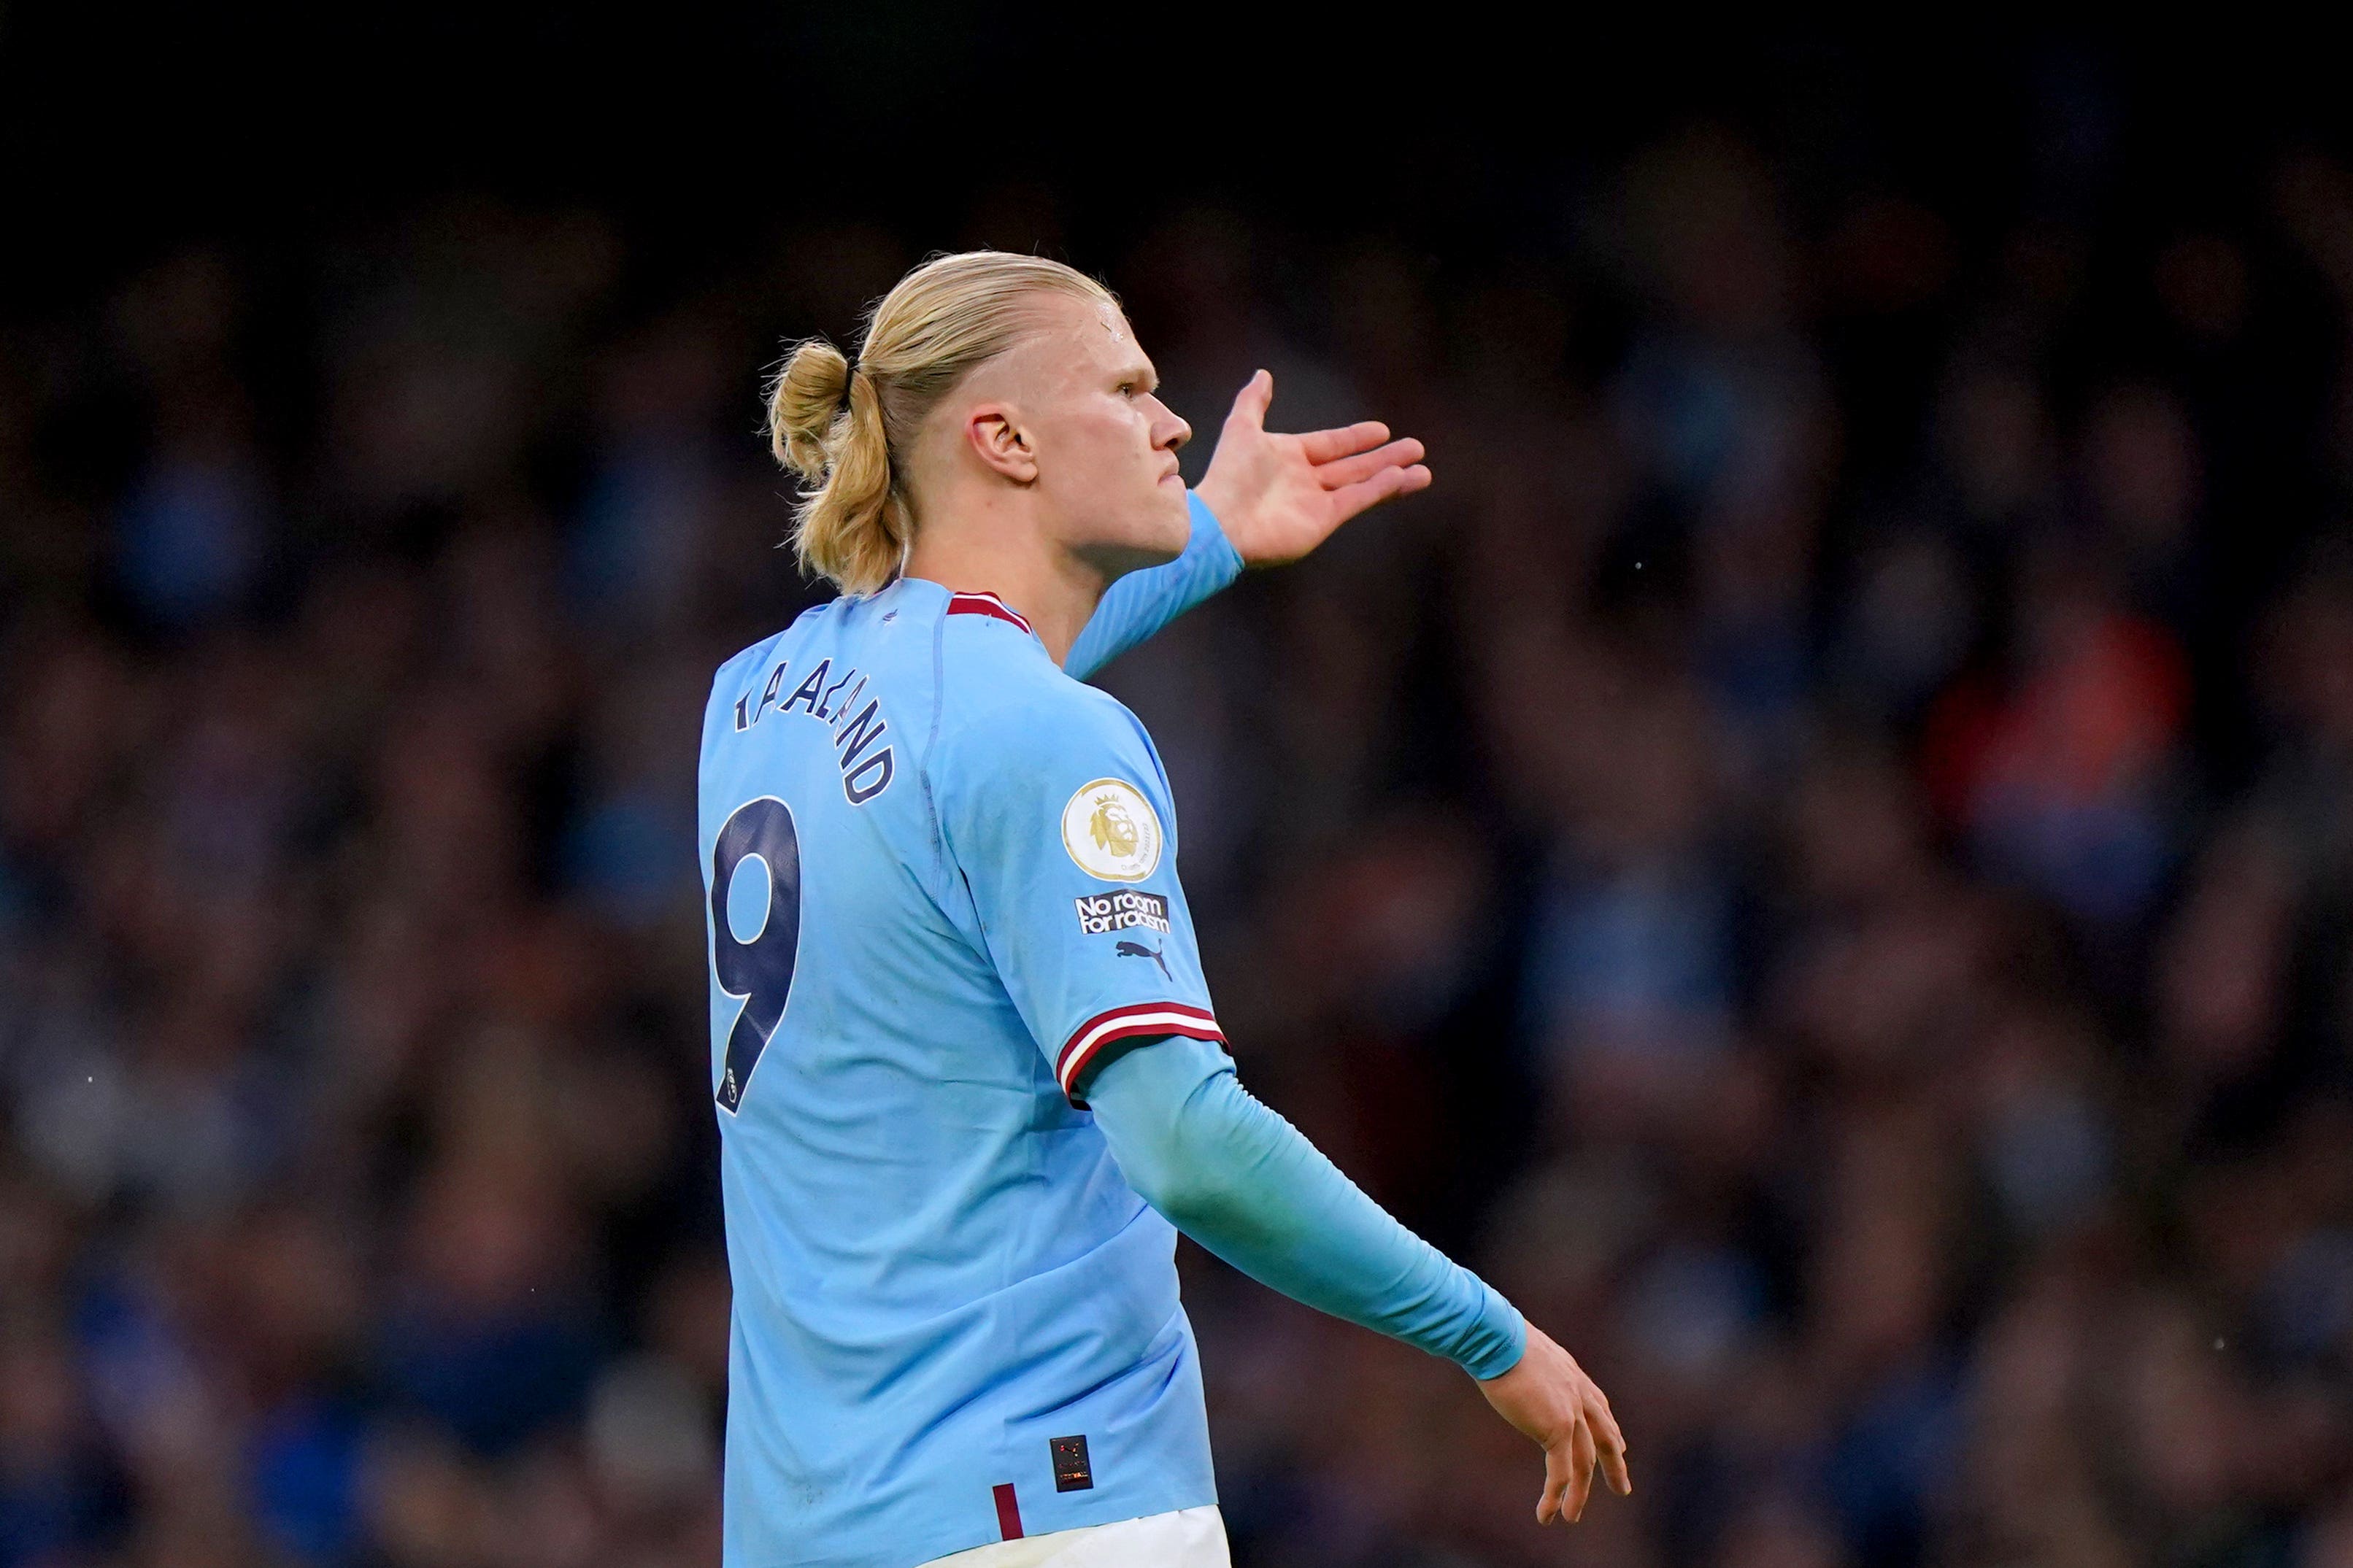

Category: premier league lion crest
[1060, 777, 1163, 881]
[1090, 792, 1141, 859]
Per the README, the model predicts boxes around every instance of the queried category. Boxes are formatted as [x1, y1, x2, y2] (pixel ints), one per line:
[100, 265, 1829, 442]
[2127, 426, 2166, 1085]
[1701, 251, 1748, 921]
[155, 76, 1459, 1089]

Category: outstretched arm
[1085, 1035, 1631, 1525]
[1065, 371, 1432, 680]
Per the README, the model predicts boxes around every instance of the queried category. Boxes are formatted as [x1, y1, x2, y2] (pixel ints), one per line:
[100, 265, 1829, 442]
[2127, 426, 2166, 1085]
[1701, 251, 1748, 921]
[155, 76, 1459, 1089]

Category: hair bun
[768, 339, 854, 482]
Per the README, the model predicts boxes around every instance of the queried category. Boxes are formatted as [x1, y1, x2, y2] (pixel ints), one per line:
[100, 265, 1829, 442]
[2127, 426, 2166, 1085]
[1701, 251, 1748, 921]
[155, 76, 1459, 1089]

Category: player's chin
[1148, 482, 1191, 549]
[1093, 516, 1187, 576]
[1139, 528, 1188, 569]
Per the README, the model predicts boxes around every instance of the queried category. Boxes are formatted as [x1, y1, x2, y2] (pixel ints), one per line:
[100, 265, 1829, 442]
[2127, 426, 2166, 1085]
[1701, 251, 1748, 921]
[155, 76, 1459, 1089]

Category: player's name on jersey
[1074, 889, 1171, 935]
[731, 657, 896, 804]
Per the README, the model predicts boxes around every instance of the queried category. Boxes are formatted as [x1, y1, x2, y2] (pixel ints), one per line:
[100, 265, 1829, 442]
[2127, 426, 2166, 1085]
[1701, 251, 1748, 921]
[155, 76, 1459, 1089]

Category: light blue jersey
[699, 504, 1240, 1567]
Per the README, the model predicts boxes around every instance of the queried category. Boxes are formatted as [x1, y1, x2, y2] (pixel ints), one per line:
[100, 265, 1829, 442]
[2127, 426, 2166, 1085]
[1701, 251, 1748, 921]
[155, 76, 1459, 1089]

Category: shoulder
[935, 642, 1148, 782]
[701, 600, 855, 748]
[711, 631, 779, 696]
[925, 610, 1175, 879]
[704, 627, 787, 738]
[931, 633, 1162, 849]
[931, 676, 1173, 895]
[709, 600, 833, 694]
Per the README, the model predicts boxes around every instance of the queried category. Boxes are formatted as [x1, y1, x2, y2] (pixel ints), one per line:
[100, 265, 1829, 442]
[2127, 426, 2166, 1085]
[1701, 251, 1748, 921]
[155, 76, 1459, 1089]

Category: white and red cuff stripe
[1056, 1001, 1223, 1104]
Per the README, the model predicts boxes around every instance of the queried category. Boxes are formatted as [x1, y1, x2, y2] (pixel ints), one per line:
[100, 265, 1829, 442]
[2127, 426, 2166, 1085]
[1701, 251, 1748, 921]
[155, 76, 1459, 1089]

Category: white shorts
[917, 1505, 1230, 1568]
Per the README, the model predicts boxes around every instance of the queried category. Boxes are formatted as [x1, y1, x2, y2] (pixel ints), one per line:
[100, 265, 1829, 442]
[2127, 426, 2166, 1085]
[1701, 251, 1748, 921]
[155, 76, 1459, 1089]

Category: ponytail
[769, 339, 906, 596]
[763, 252, 1117, 596]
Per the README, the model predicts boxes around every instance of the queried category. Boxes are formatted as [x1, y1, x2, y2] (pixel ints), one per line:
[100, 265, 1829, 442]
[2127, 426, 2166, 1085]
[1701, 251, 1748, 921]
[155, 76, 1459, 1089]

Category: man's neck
[904, 522, 1106, 668]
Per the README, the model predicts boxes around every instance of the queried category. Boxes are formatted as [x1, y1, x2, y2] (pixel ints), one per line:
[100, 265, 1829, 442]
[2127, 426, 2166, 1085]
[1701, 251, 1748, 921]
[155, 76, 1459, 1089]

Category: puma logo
[1114, 940, 1172, 982]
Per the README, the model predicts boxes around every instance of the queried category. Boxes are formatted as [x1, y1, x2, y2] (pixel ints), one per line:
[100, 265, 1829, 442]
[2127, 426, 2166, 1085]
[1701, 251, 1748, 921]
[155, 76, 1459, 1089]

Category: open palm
[1193, 370, 1433, 566]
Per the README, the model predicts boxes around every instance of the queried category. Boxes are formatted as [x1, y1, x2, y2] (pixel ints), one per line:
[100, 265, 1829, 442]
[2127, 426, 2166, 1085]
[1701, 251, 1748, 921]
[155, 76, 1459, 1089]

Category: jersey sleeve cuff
[1057, 1001, 1224, 1107]
[1187, 490, 1247, 587]
[1459, 1282, 1529, 1380]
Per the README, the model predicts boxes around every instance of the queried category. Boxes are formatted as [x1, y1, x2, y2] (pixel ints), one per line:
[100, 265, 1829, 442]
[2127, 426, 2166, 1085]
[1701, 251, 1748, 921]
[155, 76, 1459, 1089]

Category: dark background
[7, 14, 2353, 1567]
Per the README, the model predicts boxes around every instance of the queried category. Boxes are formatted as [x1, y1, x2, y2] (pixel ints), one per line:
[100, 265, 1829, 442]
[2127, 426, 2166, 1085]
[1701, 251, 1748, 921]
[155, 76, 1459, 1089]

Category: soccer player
[700, 252, 1628, 1567]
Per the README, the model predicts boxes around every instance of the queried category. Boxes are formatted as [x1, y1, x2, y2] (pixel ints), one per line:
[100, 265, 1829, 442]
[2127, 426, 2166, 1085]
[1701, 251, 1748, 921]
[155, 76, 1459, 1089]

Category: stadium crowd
[7, 120, 2353, 1568]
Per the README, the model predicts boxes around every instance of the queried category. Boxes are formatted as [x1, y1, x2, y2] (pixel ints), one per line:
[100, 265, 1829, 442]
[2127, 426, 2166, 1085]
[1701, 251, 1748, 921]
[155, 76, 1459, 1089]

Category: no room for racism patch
[1074, 889, 1171, 935]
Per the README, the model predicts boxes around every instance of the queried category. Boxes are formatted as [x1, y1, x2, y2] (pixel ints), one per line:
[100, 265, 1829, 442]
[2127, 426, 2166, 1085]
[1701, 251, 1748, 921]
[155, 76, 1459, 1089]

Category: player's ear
[966, 405, 1038, 485]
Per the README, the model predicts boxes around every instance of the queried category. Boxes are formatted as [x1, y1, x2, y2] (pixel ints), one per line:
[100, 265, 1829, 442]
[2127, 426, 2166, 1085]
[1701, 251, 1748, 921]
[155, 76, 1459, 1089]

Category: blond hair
[766, 251, 1117, 595]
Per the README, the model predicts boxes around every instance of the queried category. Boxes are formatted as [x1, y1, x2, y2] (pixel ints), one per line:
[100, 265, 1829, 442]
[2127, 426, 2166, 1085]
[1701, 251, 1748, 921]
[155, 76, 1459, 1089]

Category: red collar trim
[944, 590, 1033, 636]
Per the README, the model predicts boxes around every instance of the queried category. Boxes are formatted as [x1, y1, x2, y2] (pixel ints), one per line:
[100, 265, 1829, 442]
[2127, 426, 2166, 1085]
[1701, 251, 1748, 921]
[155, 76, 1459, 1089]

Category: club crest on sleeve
[1060, 778, 1163, 882]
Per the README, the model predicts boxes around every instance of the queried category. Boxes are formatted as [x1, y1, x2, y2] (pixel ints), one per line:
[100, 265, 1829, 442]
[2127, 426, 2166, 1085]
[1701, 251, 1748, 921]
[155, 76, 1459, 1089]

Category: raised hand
[1476, 1323, 1631, 1526]
[1193, 369, 1433, 566]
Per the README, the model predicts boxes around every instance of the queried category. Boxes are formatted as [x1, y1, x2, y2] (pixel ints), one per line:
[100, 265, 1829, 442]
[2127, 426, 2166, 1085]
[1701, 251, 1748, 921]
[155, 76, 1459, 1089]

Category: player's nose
[1152, 398, 1190, 452]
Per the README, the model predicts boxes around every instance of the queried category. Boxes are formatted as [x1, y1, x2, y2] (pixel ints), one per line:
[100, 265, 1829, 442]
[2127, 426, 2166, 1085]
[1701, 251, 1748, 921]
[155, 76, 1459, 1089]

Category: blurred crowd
[9, 117, 2353, 1568]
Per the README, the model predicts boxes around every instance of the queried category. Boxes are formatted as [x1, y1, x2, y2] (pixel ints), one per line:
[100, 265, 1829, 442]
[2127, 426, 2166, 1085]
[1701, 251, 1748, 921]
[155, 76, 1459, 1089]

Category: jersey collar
[941, 589, 1033, 636]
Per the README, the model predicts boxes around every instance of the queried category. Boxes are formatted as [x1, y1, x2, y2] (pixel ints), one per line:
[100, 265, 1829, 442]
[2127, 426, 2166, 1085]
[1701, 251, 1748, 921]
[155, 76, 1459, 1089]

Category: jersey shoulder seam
[919, 602, 951, 887]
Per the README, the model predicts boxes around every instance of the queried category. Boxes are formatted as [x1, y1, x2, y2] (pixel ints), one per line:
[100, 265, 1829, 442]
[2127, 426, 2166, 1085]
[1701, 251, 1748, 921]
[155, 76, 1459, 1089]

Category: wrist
[1187, 487, 1247, 578]
[1191, 479, 1242, 551]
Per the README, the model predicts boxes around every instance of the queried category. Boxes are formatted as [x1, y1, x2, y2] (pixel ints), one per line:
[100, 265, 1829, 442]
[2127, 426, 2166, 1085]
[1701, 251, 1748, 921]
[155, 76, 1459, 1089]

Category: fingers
[1297, 419, 1393, 463]
[1537, 1436, 1571, 1525]
[1590, 1394, 1632, 1497]
[1538, 1418, 1599, 1526]
[1598, 1434, 1633, 1499]
[1567, 1415, 1598, 1523]
[1325, 462, 1433, 525]
[1225, 369, 1274, 430]
[1314, 436, 1424, 490]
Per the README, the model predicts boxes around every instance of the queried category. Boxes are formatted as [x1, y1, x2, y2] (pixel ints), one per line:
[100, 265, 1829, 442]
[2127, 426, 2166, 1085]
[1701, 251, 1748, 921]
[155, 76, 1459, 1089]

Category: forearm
[1064, 491, 1245, 681]
[1086, 1035, 1526, 1380]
